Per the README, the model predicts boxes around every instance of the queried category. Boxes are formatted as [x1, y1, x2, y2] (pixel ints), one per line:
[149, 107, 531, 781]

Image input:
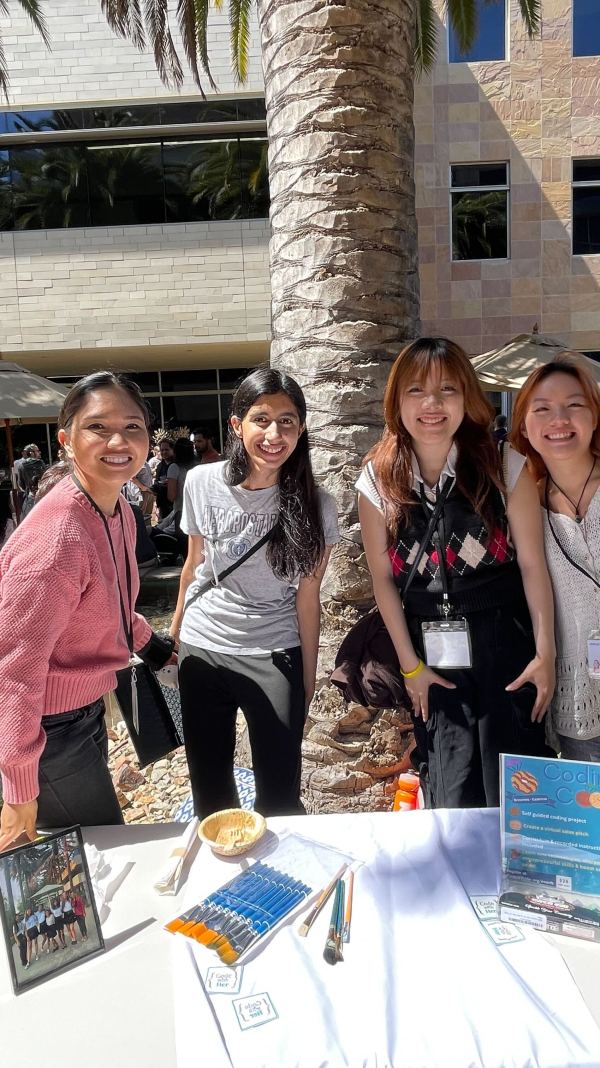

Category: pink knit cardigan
[0, 477, 152, 805]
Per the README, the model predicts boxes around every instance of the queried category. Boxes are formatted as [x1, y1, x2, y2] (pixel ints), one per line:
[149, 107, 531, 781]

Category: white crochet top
[544, 488, 600, 741]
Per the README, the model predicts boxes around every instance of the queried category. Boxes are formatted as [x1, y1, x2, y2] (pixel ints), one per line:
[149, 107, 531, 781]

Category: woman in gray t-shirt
[170, 368, 339, 818]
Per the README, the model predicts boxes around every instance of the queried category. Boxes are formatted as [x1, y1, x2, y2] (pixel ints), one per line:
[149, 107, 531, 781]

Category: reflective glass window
[161, 394, 220, 439]
[451, 163, 507, 188]
[573, 188, 600, 255]
[451, 163, 509, 260]
[573, 0, 600, 57]
[164, 138, 246, 222]
[87, 142, 164, 226]
[239, 139, 270, 218]
[161, 369, 218, 392]
[144, 396, 162, 429]
[448, 0, 506, 62]
[162, 100, 239, 126]
[573, 159, 600, 184]
[81, 104, 162, 130]
[6, 109, 85, 133]
[235, 99, 267, 121]
[218, 367, 252, 387]
[0, 149, 13, 230]
[121, 371, 161, 393]
[10, 144, 90, 230]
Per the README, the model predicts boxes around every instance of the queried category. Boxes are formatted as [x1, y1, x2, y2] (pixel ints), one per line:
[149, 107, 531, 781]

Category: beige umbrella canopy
[471, 332, 600, 392]
[0, 361, 69, 466]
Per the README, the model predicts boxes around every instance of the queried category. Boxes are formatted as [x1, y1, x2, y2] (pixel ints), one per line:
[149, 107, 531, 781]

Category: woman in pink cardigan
[0, 372, 175, 851]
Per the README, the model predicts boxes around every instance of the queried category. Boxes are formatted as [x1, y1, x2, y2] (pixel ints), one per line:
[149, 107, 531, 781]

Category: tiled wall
[1, 0, 264, 103]
[0, 220, 271, 351]
[416, 0, 600, 355]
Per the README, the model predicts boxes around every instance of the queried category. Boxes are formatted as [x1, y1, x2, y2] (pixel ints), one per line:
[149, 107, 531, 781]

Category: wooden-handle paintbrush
[297, 863, 347, 937]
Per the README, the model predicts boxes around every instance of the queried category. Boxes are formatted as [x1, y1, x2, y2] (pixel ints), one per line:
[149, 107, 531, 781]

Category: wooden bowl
[198, 808, 266, 857]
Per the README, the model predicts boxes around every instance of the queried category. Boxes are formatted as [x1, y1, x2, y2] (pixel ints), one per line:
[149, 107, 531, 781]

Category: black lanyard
[419, 479, 453, 616]
[544, 477, 600, 592]
[72, 475, 135, 657]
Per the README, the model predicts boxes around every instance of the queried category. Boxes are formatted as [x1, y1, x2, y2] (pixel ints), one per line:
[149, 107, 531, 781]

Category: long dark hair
[224, 367, 325, 579]
[368, 337, 503, 541]
[173, 437, 196, 471]
[58, 371, 152, 432]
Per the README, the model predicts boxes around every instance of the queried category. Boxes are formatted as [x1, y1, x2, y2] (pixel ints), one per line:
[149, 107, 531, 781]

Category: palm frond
[176, 0, 202, 86]
[513, 0, 540, 37]
[415, 0, 438, 75]
[192, 0, 218, 90]
[143, 0, 183, 88]
[101, 0, 145, 50]
[445, 0, 477, 56]
[229, 0, 251, 83]
[16, 0, 50, 47]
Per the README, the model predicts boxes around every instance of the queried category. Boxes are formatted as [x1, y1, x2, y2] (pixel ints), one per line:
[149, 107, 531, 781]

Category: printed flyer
[499, 754, 600, 940]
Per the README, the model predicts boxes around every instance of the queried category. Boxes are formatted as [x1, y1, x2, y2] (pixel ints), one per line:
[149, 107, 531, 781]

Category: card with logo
[233, 992, 278, 1031]
[205, 966, 243, 994]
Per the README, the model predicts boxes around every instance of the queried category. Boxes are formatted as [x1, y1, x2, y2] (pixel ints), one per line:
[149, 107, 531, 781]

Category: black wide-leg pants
[408, 600, 555, 808]
[179, 642, 306, 820]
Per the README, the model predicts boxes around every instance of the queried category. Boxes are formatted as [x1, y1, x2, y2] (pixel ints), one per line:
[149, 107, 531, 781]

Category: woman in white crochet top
[511, 356, 600, 761]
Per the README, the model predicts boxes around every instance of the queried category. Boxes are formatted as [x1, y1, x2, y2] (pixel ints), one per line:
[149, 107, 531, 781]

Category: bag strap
[183, 525, 276, 618]
[544, 477, 600, 591]
[402, 476, 453, 600]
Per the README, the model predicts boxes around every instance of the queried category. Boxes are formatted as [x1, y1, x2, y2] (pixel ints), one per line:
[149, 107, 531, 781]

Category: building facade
[1, 0, 599, 461]
[416, 0, 600, 359]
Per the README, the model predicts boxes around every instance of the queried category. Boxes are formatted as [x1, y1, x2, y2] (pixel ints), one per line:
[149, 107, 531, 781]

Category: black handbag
[116, 526, 276, 767]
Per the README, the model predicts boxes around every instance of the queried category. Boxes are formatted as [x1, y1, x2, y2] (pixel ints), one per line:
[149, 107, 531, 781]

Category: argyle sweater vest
[389, 484, 525, 616]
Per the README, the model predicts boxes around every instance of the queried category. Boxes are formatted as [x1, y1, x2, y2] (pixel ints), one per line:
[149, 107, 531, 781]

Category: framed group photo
[0, 825, 104, 995]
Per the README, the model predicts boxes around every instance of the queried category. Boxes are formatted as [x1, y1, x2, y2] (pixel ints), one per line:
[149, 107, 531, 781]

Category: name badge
[422, 618, 472, 669]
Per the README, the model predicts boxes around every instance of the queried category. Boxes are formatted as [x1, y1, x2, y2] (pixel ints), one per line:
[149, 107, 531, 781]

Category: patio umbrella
[0, 360, 69, 460]
[471, 331, 600, 392]
[30, 882, 65, 902]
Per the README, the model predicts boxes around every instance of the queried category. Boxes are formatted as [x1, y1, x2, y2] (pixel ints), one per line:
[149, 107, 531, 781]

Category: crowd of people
[12, 890, 88, 969]
[0, 338, 598, 849]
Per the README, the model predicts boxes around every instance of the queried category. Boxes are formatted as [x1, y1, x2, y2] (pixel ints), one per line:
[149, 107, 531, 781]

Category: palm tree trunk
[258, 0, 420, 810]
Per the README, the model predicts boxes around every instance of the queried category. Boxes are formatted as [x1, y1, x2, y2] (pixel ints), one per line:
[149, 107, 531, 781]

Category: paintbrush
[297, 863, 347, 937]
[323, 879, 345, 965]
[342, 869, 354, 943]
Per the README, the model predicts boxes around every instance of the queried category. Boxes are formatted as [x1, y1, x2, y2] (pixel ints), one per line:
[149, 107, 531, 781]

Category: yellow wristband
[400, 659, 425, 680]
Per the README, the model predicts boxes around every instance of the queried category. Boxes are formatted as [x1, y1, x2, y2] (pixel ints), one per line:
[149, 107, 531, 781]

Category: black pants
[408, 601, 553, 808]
[75, 915, 87, 938]
[37, 700, 124, 829]
[16, 933, 27, 967]
[179, 643, 306, 819]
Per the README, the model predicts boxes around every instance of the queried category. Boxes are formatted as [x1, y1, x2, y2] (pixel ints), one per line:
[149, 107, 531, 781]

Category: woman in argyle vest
[357, 338, 556, 808]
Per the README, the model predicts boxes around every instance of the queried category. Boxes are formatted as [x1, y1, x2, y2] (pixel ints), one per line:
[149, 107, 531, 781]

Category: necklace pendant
[575, 515, 583, 524]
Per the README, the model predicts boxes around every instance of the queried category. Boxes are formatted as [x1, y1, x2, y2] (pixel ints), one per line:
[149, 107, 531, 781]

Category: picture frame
[0, 825, 105, 995]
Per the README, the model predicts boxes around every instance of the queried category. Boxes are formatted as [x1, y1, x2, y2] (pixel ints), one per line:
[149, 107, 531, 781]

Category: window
[450, 163, 509, 261]
[448, 0, 506, 62]
[573, 160, 600, 255]
[573, 0, 600, 57]
[0, 97, 266, 134]
[0, 135, 269, 231]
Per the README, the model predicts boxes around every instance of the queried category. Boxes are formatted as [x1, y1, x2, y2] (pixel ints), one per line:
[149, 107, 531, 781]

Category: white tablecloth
[1, 811, 600, 1068]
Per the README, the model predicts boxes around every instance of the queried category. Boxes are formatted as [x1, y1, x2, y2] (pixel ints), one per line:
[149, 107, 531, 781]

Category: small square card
[233, 992, 278, 1031]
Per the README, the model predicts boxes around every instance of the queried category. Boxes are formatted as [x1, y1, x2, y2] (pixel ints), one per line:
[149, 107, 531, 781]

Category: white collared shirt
[411, 443, 458, 504]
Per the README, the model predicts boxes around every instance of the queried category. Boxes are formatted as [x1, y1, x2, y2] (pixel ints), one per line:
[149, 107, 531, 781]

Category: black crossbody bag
[115, 526, 276, 766]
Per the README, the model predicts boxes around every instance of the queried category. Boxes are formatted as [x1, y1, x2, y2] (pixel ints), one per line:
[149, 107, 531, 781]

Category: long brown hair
[368, 337, 503, 541]
[510, 356, 600, 481]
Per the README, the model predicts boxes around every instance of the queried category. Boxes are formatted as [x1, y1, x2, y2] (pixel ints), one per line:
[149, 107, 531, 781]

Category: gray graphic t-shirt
[180, 461, 339, 654]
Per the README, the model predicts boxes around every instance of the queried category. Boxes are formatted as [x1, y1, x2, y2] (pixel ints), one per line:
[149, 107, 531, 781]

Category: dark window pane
[10, 144, 90, 230]
[573, 187, 600, 254]
[239, 138, 270, 218]
[218, 367, 253, 387]
[449, 0, 506, 62]
[582, 351, 600, 361]
[161, 394, 220, 438]
[574, 0, 600, 57]
[220, 393, 234, 451]
[6, 109, 84, 133]
[0, 113, 7, 134]
[121, 371, 160, 393]
[144, 396, 162, 429]
[164, 138, 245, 222]
[162, 100, 239, 126]
[48, 375, 79, 384]
[451, 189, 508, 260]
[235, 99, 267, 121]
[81, 104, 162, 129]
[451, 164, 507, 188]
[0, 149, 13, 230]
[87, 143, 164, 226]
[573, 159, 600, 184]
[161, 369, 218, 392]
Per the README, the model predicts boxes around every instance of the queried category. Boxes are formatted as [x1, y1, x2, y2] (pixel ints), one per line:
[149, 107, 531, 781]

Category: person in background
[151, 438, 176, 521]
[170, 367, 339, 819]
[0, 371, 176, 851]
[61, 892, 77, 945]
[148, 444, 161, 475]
[44, 906, 58, 952]
[192, 427, 220, 464]
[12, 444, 42, 512]
[0, 488, 15, 549]
[151, 437, 196, 560]
[129, 459, 155, 520]
[50, 898, 66, 948]
[12, 912, 27, 967]
[492, 413, 508, 445]
[511, 357, 600, 761]
[71, 890, 87, 941]
[358, 337, 555, 809]
[35, 904, 47, 951]
[24, 907, 39, 965]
